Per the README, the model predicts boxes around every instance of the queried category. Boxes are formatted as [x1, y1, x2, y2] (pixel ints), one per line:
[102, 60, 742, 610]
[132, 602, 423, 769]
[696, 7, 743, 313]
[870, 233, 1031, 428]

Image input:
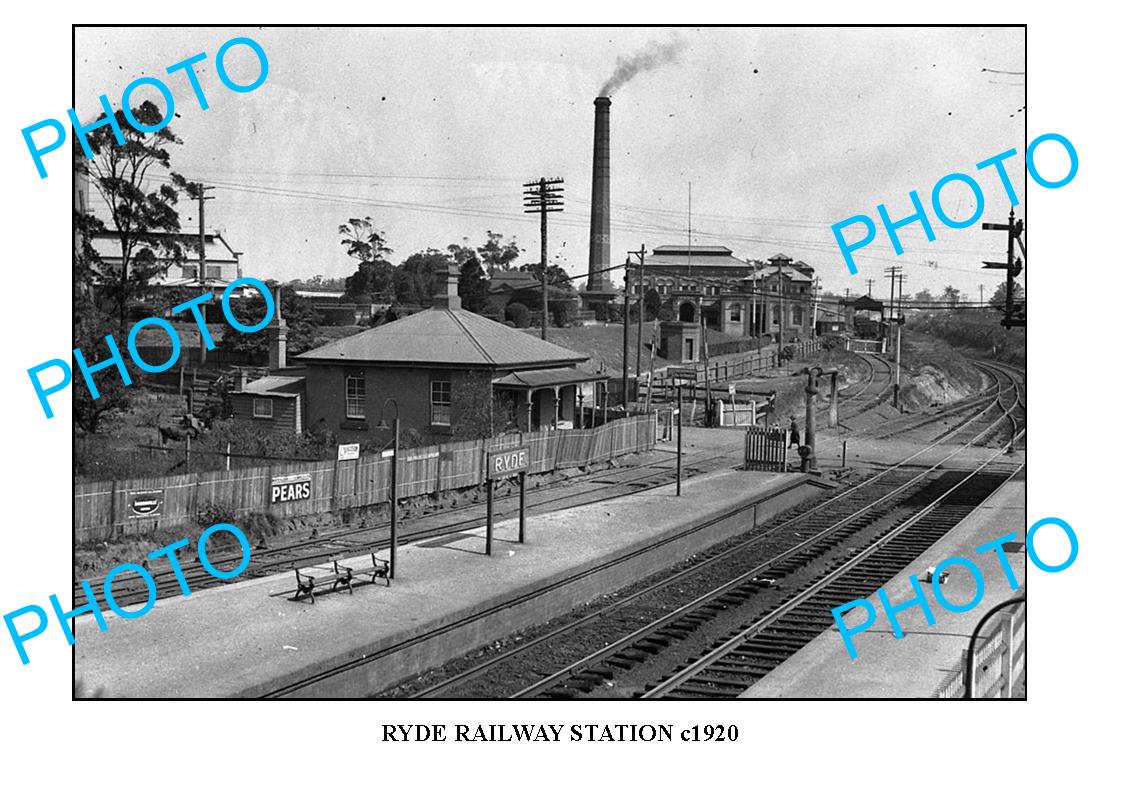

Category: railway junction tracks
[380, 371, 1024, 699]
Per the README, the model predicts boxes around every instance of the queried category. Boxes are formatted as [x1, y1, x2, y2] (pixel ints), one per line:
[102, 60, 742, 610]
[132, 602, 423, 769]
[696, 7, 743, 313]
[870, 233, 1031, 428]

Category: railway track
[641, 449, 1020, 698]
[387, 382, 1023, 699]
[836, 353, 895, 420]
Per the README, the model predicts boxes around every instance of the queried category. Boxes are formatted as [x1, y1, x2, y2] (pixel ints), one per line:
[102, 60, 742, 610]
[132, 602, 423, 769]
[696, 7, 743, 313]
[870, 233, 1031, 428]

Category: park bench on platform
[292, 553, 391, 603]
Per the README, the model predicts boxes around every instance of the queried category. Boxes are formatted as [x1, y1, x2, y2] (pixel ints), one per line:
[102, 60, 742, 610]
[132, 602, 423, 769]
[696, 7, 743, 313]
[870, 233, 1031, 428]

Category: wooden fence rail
[74, 414, 658, 543]
[647, 338, 823, 403]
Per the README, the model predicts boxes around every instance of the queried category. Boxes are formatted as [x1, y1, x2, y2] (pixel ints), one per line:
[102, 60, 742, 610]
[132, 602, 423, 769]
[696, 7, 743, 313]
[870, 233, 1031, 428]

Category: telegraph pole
[751, 270, 760, 352]
[884, 266, 900, 324]
[777, 260, 785, 355]
[811, 276, 821, 338]
[183, 182, 216, 284]
[630, 245, 647, 386]
[623, 261, 631, 403]
[523, 177, 565, 340]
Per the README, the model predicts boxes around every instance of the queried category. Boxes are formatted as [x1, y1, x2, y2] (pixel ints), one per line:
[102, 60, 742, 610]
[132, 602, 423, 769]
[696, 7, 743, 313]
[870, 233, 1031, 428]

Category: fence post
[108, 479, 118, 542]
[1001, 613, 1014, 698]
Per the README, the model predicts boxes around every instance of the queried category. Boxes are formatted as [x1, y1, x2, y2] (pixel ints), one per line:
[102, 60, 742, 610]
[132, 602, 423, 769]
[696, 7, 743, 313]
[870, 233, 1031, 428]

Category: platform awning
[492, 367, 606, 390]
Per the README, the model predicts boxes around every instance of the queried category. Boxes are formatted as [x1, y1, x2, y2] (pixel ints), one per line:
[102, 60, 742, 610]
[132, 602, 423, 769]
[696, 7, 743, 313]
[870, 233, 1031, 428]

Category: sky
[74, 26, 1026, 303]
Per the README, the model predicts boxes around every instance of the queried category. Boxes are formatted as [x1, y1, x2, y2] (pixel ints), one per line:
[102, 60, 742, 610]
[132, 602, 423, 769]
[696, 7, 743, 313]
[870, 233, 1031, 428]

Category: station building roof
[297, 307, 588, 370]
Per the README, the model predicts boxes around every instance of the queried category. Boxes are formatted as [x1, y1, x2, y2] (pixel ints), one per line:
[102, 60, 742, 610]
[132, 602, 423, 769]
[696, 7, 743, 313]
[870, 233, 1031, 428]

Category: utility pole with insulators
[884, 265, 900, 324]
[811, 276, 821, 337]
[629, 244, 647, 386]
[184, 181, 216, 285]
[777, 260, 786, 356]
[523, 177, 564, 340]
[982, 208, 1025, 328]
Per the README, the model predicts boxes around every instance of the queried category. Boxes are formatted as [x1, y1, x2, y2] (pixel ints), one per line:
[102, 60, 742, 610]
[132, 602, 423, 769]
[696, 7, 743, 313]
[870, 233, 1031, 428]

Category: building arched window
[792, 304, 804, 325]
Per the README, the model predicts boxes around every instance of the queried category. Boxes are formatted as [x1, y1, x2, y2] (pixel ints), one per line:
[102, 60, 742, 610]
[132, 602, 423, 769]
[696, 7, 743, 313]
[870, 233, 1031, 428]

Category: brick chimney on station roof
[432, 261, 462, 310]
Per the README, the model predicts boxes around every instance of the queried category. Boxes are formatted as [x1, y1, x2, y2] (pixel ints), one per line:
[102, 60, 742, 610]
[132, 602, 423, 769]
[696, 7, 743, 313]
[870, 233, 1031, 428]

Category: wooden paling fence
[744, 424, 790, 472]
[74, 414, 657, 544]
[648, 339, 823, 402]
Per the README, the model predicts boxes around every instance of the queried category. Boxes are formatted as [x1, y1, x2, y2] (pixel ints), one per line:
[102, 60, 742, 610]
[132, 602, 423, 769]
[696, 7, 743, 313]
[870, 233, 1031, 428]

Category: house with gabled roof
[294, 263, 609, 443]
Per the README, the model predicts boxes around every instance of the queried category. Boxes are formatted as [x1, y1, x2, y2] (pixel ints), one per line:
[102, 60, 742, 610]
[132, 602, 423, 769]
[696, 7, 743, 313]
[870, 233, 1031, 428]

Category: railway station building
[294, 263, 610, 444]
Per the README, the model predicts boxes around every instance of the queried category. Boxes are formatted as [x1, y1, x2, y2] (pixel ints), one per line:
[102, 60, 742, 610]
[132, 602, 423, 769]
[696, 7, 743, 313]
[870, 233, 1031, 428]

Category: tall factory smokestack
[585, 96, 612, 297]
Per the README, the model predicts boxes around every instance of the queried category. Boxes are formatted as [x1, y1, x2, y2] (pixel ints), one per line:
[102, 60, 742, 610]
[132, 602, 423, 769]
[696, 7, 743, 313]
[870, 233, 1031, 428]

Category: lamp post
[676, 382, 683, 496]
[376, 399, 400, 579]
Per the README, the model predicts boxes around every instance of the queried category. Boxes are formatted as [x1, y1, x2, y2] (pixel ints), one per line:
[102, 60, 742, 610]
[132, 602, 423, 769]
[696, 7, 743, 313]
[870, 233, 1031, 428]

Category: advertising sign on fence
[127, 490, 164, 518]
[271, 473, 312, 503]
[337, 443, 360, 461]
[488, 447, 529, 479]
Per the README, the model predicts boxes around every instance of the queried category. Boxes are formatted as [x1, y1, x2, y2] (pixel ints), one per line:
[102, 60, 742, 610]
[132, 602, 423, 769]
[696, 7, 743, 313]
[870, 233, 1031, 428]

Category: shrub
[779, 344, 796, 363]
[506, 302, 531, 328]
[196, 500, 238, 528]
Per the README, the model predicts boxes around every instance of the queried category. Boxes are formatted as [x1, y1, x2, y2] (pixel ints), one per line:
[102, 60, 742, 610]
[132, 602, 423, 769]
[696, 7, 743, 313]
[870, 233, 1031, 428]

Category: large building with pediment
[626, 247, 817, 340]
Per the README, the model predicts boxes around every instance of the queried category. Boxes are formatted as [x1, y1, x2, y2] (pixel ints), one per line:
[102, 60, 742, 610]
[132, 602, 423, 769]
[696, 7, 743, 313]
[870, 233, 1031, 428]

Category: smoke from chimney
[599, 37, 685, 96]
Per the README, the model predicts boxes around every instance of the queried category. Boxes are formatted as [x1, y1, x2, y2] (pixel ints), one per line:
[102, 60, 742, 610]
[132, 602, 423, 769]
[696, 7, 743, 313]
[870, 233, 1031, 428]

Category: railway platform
[75, 466, 831, 698]
[740, 476, 1026, 698]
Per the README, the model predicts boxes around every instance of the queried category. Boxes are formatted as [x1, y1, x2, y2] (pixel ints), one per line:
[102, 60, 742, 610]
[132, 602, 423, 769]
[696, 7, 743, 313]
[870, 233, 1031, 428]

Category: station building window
[345, 374, 366, 419]
[252, 398, 273, 418]
[431, 380, 452, 426]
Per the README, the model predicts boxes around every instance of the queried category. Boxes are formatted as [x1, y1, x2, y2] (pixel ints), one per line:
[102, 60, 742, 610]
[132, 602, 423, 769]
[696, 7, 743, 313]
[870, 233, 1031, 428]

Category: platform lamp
[376, 399, 400, 579]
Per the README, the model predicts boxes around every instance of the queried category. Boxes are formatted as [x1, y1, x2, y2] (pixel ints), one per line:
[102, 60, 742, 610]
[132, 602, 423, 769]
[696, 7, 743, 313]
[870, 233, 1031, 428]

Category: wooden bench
[292, 553, 390, 603]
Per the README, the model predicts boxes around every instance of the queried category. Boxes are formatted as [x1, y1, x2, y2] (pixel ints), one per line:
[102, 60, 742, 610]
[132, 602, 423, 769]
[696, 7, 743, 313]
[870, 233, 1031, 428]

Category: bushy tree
[451, 371, 511, 440]
[448, 239, 490, 313]
[73, 207, 130, 434]
[396, 249, 452, 306]
[80, 100, 188, 326]
[216, 284, 321, 359]
[477, 230, 520, 274]
[506, 302, 531, 328]
[73, 293, 134, 434]
[989, 281, 1025, 309]
[940, 285, 962, 306]
[340, 217, 395, 301]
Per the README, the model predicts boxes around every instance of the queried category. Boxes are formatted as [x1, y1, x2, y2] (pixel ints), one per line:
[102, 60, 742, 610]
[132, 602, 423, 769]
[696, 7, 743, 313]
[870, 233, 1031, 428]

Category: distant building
[629, 248, 815, 339]
[88, 228, 249, 313]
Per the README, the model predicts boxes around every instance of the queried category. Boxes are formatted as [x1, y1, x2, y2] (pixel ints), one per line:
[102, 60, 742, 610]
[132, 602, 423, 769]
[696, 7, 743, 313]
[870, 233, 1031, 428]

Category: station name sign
[487, 447, 529, 479]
